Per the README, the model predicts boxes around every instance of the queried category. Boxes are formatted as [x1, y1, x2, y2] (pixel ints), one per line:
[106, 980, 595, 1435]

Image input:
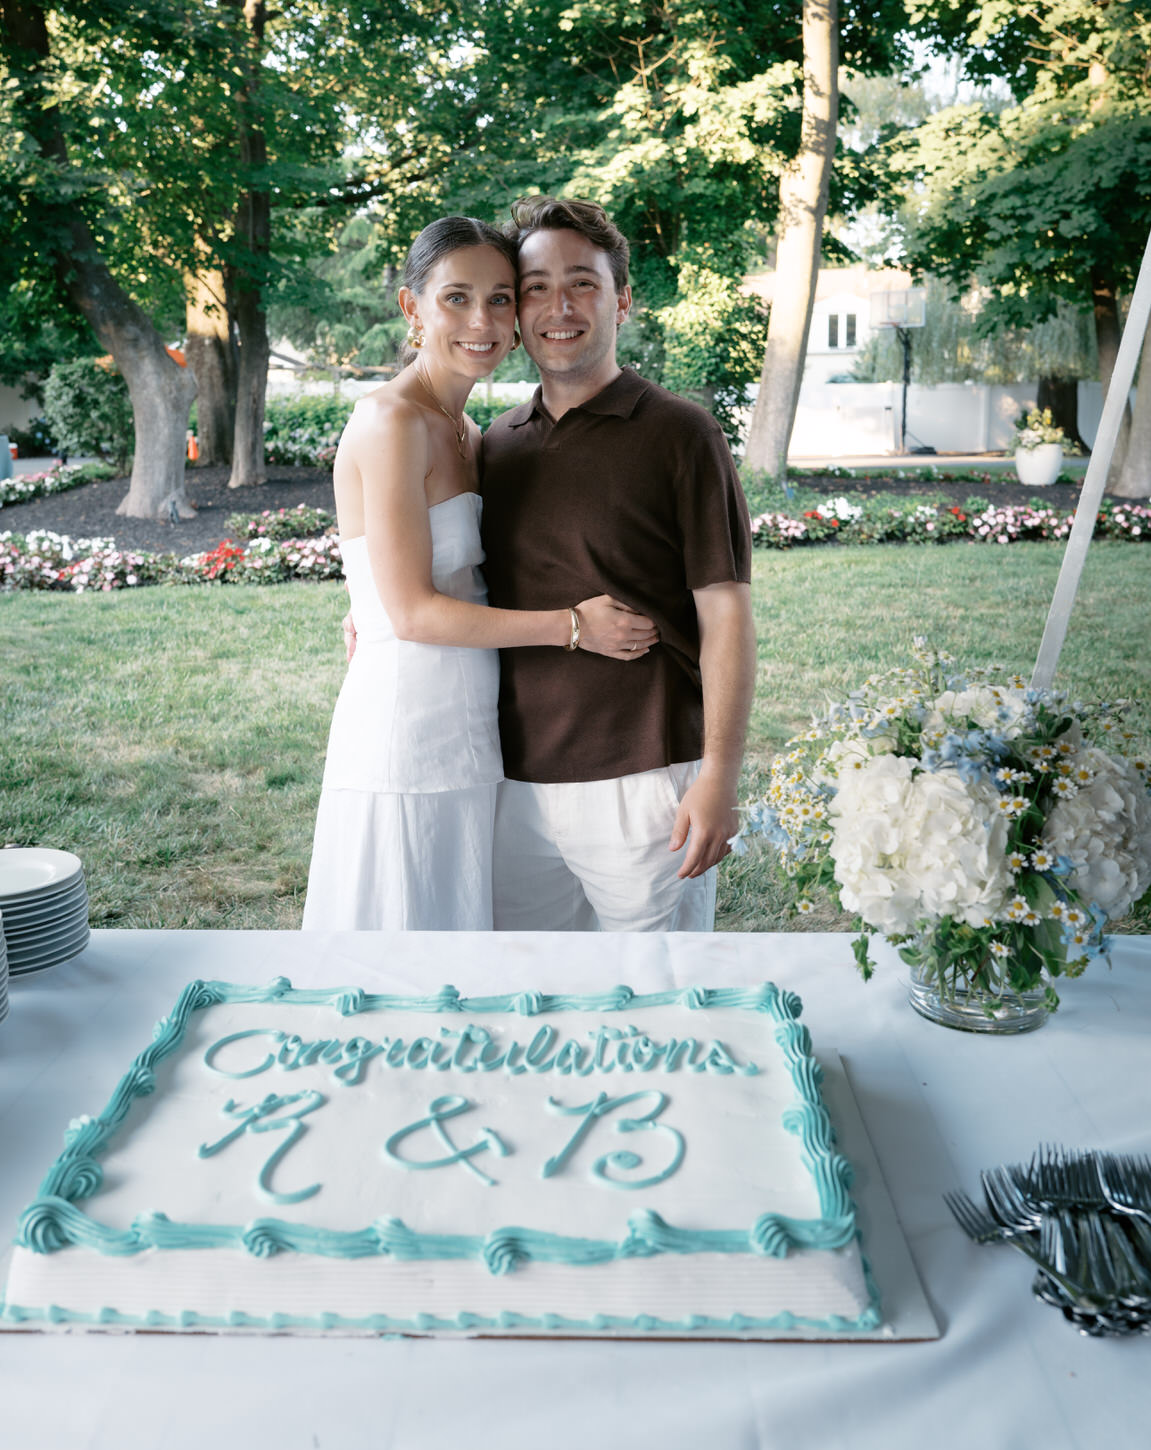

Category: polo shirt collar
[505, 367, 647, 428]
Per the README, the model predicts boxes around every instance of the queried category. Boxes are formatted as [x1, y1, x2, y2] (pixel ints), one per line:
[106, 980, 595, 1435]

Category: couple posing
[302, 196, 755, 934]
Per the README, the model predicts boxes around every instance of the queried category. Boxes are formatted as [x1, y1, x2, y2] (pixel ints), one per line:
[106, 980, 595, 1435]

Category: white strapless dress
[302, 492, 502, 930]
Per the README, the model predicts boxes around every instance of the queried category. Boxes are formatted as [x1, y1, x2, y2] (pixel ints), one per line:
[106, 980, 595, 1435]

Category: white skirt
[301, 783, 497, 931]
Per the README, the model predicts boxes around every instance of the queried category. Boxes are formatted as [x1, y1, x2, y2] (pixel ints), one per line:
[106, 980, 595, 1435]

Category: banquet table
[0, 928, 1147, 1450]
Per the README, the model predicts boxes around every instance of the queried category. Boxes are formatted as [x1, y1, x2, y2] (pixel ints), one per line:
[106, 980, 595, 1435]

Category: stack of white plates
[0, 910, 8, 1024]
[0, 848, 90, 977]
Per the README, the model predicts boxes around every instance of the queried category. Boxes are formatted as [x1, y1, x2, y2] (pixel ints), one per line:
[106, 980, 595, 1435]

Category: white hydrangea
[829, 755, 1014, 935]
[812, 732, 896, 786]
[1041, 748, 1151, 917]
[926, 685, 1032, 739]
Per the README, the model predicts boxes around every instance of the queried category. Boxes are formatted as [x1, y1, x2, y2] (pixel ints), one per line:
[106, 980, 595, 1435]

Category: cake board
[0, 1049, 939, 1343]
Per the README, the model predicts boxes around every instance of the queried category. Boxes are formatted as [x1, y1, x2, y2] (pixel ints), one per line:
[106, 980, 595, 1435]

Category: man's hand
[667, 579, 756, 880]
[342, 610, 357, 663]
[668, 770, 739, 879]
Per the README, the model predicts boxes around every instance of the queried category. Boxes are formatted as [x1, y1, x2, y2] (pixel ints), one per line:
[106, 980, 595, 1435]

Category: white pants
[492, 761, 716, 932]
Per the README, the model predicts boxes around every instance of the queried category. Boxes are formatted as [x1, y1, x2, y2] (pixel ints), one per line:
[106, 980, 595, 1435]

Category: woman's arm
[342, 399, 656, 658]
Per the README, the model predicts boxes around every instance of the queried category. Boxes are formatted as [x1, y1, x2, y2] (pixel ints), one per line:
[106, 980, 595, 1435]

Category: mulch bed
[1, 462, 1096, 557]
[1, 465, 337, 557]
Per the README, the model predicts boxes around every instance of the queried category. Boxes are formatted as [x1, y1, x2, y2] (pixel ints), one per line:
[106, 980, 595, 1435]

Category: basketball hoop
[870, 288, 928, 452]
[870, 288, 926, 330]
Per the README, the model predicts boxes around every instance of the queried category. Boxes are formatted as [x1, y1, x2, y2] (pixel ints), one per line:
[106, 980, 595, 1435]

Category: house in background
[741, 265, 914, 385]
[738, 264, 1106, 457]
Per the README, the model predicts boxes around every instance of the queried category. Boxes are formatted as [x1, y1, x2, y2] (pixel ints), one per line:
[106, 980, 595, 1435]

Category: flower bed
[3, 493, 1149, 594]
[226, 503, 336, 541]
[0, 462, 116, 509]
[0, 529, 343, 591]
[750, 497, 1151, 549]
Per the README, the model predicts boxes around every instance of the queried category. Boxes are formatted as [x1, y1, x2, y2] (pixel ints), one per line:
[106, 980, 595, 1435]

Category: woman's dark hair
[402, 215, 518, 295]
[506, 196, 629, 292]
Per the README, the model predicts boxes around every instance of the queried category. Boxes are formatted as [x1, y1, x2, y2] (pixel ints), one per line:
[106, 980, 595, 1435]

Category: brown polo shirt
[480, 367, 751, 783]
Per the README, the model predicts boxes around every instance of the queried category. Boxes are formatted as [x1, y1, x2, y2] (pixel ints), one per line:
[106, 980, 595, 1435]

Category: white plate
[2, 899, 89, 942]
[7, 927, 91, 973]
[6, 917, 91, 956]
[0, 878, 86, 917]
[0, 873, 88, 916]
[0, 848, 83, 901]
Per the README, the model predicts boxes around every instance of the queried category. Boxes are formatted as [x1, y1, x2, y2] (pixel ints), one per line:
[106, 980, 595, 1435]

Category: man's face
[515, 228, 631, 386]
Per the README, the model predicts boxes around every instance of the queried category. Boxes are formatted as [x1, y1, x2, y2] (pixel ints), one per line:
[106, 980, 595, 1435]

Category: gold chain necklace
[415, 366, 468, 459]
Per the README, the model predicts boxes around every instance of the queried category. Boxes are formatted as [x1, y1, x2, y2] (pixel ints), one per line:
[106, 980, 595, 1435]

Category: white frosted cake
[2, 978, 881, 1337]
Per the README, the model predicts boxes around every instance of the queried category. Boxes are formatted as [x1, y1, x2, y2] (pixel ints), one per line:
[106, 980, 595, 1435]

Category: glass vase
[906, 957, 1050, 1034]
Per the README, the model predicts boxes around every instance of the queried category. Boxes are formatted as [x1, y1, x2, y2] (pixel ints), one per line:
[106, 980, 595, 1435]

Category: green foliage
[897, 2, 1151, 325]
[268, 215, 406, 370]
[654, 258, 766, 446]
[262, 395, 354, 466]
[225, 504, 336, 541]
[4, 417, 58, 456]
[462, 397, 511, 432]
[41, 359, 135, 471]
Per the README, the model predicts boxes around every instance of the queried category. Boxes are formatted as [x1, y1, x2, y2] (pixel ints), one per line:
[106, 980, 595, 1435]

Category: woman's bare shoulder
[343, 385, 427, 444]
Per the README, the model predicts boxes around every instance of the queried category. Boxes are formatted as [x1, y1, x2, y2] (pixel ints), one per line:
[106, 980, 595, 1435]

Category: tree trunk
[229, 277, 270, 488]
[228, 0, 270, 490]
[743, 0, 838, 480]
[185, 266, 235, 466]
[3, 0, 197, 519]
[1091, 269, 1131, 486]
[1114, 314, 1151, 498]
[1036, 375, 1085, 453]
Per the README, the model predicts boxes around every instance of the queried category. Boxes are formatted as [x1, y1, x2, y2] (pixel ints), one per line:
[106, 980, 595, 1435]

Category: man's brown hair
[507, 196, 630, 293]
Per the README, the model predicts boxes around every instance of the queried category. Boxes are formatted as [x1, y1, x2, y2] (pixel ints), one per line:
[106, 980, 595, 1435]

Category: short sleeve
[674, 414, 753, 590]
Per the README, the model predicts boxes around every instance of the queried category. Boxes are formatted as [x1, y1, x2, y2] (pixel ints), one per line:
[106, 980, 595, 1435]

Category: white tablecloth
[1, 929, 1147, 1450]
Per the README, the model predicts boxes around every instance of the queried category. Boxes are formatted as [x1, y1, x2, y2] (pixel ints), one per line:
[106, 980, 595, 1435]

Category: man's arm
[668, 580, 756, 879]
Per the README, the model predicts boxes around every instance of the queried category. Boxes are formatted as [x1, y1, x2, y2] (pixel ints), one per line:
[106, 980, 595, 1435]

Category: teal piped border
[7, 976, 879, 1327]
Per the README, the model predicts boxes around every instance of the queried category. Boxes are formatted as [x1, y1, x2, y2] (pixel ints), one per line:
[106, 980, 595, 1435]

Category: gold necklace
[415, 366, 468, 459]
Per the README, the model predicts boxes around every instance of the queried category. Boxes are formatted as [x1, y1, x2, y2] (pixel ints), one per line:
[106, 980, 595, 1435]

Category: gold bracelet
[564, 606, 581, 652]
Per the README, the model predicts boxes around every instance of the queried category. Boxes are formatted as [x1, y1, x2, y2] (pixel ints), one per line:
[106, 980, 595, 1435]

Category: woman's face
[403, 245, 517, 378]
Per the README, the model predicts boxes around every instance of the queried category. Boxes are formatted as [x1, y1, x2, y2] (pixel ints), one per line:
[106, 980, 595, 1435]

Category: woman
[302, 216, 656, 930]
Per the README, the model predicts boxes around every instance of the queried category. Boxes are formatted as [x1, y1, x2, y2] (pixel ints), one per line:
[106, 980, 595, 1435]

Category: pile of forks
[944, 1146, 1151, 1336]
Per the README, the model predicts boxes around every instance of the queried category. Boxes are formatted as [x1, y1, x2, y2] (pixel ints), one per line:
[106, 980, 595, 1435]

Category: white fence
[783, 381, 1112, 458]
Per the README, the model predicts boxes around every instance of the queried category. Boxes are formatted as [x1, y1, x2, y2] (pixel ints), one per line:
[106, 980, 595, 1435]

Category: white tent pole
[1031, 226, 1151, 692]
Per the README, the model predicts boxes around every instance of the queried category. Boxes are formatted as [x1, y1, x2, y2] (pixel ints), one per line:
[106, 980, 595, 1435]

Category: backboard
[870, 288, 926, 329]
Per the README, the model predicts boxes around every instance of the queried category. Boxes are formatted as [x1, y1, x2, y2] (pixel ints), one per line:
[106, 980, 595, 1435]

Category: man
[480, 196, 756, 932]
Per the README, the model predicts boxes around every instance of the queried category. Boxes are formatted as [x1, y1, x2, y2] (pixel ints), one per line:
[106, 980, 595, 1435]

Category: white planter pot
[1014, 443, 1063, 487]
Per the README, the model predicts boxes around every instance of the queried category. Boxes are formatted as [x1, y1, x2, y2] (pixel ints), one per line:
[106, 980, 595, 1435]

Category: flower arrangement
[1014, 407, 1073, 453]
[732, 642, 1151, 1020]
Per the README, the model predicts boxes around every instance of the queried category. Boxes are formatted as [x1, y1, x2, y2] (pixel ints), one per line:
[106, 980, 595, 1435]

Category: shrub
[463, 397, 515, 432]
[42, 359, 135, 472]
[5, 416, 57, 456]
[263, 395, 354, 466]
[226, 503, 336, 540]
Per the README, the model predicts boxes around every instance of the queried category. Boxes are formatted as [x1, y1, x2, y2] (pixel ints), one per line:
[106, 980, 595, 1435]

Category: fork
[1097, 1153, 1151, 1223]
[944, 1188, 1019, 1244]
[1027, 1143, 1107, 1211]
[944, 1190, 1105, 1307]
[981, 1165, 1041, 1231]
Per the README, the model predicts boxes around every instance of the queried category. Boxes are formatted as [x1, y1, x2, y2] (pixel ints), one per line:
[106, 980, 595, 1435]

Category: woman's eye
[446, 293, 467, 304]
[491, 295, 513, 306]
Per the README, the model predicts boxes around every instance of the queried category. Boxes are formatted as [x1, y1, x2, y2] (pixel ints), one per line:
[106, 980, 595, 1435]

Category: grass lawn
[2, 540, 1146, 933]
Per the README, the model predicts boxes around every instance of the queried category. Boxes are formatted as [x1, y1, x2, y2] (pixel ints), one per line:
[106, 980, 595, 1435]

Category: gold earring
[511, 330, 522, 351]
[406, 323, 424, 349]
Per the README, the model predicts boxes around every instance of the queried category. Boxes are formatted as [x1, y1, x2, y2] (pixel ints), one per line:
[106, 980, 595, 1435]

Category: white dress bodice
[319, 492, 502, 794]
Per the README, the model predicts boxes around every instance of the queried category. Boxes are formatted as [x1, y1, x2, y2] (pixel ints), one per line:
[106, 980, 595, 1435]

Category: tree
[0, 1, 462, 514]
[743, 0, 838, 480]
[897, 0, 1151, 494]
[1, 1, 200, 517]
